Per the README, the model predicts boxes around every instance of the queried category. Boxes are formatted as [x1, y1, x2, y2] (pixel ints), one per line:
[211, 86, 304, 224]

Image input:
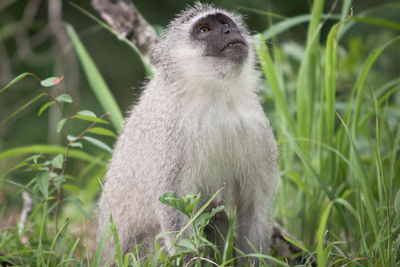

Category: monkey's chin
[220, 44, 248, 64]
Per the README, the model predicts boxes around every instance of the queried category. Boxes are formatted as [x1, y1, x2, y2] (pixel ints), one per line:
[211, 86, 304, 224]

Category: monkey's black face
[190, 13, 248, 63]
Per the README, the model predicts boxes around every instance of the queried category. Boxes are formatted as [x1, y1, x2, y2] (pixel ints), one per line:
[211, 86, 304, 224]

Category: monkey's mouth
[220, 39, 247, 52]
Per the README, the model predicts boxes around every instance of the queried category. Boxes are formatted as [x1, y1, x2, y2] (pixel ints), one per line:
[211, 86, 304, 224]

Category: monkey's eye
[222, 22, 230, 28]
[199, 26, 211, 33]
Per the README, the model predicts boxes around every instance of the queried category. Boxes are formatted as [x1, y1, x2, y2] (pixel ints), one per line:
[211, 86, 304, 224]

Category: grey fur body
[97, 3, 278, 265]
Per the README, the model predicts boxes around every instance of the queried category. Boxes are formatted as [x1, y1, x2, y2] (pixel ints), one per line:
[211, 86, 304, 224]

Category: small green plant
[158, 192, 226, 266]
[0, 73, 115, 266]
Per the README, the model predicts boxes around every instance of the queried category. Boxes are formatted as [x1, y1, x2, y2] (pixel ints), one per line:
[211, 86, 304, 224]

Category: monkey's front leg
[235, 191, 273, 266]
[158, 206, 189, 254]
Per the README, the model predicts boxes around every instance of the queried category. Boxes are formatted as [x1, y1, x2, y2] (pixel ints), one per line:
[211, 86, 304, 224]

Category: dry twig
[91, 0, 158, 64]
[18, 191, 32, 236]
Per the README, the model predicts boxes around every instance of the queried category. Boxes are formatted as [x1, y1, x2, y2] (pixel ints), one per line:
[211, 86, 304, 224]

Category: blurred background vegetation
[0, 0, 400, 265]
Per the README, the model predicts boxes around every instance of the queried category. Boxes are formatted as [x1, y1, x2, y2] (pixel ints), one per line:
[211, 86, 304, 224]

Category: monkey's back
[96, 79, 185, 254]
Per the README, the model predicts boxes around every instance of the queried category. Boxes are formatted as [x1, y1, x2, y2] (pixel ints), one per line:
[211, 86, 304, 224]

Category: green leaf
[74, 111, 109, 124]
[82, 136, 113, 153]
[36, 171, 50, 199]
[194, 205, 224, 231]
[0, 72, 35, 94]
[40, 76, 64, 87]
[159, 192, 190, 217]
[78, 110, 96, 117]
[70, 142, 83, 149]
[88, 127, 116, 137]
[65, 197, 89, 219]
[38, 101, 55, 116]
[56, 93, 73, 103]
[67, 135, 77, 142]
[3, 93, 45, 123]
[184, 194, 201, 215]
[51, 154, 64, 169]
[57, 118, 67, 133]
[66, 24, 124, 131]
[176, 239, 197, 253]
[54, 175, 66, 190]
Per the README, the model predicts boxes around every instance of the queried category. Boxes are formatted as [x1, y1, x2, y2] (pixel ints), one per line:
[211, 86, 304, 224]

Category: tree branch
[91, 0, 158, 64]
[18, 191, 32, 236]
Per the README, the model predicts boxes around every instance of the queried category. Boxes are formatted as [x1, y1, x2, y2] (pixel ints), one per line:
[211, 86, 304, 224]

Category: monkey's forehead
[170, 2, 244, 29]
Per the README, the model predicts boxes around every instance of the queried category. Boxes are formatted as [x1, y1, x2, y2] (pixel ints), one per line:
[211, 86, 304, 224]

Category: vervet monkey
[96, 2, 278, 265]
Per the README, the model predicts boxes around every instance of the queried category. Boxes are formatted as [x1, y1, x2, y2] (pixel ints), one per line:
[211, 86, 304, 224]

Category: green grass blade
[296, 0, 324, 152]
[340, 0, 353, 21]
[66, 24, 124, 132]
[255, 35, 294, 132]
[47, 218, 71, 266]
[110, 215, 123, 267]
[281, 129, 338, 203]
[37, 200, 48, 266]
[246, 253, 291, 267]
[389, 125, 400, 199]
[281, 233, 309, 253]
[64, 238, 80, 267]
[92, 223, 111, 267]
[0, 145, 106, 165]
[285, 170, 313, 200]
[3, 93, 45, 123]
[324, 22, 340, 146]
[352, 16, 400, 31]
[222, 215, 235, 264]
[262, 14, 312, 40]
[316, 202, 334, 267]
[281, 127, 351, 236]
[336, 113, 380, 248]
[352, 36, 400, 133]
[238, 6, 287, 20]
[358, 84, 400, 131]
[307, 0, 324, 43]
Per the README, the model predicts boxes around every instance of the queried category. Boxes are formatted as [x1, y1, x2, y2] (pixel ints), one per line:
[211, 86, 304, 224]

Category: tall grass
[257, 0, 400, 266]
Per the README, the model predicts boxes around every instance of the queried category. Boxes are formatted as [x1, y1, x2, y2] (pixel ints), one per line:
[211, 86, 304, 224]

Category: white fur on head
[151, 2, 256, 91]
